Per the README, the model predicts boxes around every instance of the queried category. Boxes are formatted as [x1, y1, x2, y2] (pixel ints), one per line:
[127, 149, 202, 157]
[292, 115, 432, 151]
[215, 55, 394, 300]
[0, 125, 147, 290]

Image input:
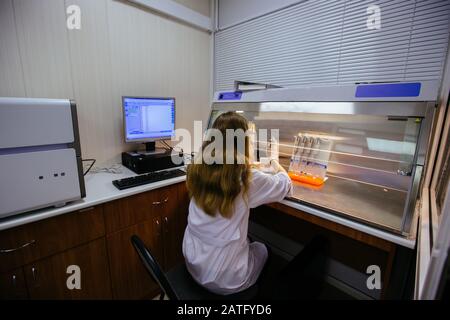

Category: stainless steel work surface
[288, 175, 406, 233]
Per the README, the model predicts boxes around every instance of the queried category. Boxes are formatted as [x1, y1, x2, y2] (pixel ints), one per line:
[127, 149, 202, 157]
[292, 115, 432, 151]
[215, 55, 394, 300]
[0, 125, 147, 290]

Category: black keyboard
[112, 169, 186, 190]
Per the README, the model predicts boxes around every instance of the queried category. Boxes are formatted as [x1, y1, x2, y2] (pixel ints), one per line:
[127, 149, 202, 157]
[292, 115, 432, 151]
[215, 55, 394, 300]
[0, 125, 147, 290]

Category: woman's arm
[248, 163, 293, 208]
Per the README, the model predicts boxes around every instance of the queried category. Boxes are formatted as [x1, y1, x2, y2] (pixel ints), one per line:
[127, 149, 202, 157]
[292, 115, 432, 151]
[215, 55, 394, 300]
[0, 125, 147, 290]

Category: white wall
[0, 0, 211, 165]
[218, 0, 302, 29]
[174, 0, 210, 17]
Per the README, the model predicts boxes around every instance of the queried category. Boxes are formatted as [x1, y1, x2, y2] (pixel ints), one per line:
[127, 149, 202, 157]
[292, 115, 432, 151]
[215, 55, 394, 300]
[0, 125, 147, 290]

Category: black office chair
[130, 235, 258, 300]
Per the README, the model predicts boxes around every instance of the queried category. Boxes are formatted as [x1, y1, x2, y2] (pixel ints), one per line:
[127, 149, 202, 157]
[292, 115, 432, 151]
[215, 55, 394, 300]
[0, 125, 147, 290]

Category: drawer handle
[0, 239, 36, 253]
[163, 216, 169, 233]
[31, 267, 37, 282]
[155, 218, 162, 237]
[152, 198, 169, 206]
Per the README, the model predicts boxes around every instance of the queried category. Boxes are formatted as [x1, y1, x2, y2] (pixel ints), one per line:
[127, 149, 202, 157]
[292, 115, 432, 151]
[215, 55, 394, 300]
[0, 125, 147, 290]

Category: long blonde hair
[186, 112, 251, 218]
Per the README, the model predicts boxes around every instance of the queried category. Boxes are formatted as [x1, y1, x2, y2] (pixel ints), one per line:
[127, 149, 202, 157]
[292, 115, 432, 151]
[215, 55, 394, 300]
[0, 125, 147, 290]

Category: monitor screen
[123, 97, 175, 142]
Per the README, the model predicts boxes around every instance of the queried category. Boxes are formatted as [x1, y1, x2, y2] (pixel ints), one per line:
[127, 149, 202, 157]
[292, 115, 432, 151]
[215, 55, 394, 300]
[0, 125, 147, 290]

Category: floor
[256, 246, 355, 300]
[152, 234, 357, 300]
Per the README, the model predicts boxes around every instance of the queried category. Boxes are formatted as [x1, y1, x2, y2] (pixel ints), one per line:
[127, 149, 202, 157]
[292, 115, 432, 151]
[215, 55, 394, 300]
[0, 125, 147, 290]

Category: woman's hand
[270, 159, 287, 174]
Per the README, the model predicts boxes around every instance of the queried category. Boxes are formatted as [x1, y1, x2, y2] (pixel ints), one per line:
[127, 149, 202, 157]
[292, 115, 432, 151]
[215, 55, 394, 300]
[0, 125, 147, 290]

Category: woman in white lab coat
[182, 111, 292, 295]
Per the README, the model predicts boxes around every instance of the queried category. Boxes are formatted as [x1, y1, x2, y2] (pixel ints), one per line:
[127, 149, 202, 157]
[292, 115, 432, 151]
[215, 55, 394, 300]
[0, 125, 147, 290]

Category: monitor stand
[137, 141, 166, 156]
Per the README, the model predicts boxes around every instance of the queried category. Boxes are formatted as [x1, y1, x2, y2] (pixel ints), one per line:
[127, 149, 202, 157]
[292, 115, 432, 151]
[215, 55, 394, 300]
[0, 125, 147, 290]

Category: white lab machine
[0, 98, 86, 219]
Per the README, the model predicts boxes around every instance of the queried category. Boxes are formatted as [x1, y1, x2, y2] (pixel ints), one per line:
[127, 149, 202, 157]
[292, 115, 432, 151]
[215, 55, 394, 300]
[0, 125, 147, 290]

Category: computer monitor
[123, 96, 175, 152]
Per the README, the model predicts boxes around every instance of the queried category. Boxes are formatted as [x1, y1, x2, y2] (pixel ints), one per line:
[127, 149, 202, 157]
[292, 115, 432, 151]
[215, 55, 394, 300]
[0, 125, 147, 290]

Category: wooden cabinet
[103, 184, 179, 234]
[0, 182, 189, 300]
[160, 184, 184, 269]
[105, 183, 188, 299]
[107, 220, 161, 299]
[24, 239, 111, 299]
[0, 206, 105, 273]
[0, 206, 109, 300]
[174, 183, 189, 266]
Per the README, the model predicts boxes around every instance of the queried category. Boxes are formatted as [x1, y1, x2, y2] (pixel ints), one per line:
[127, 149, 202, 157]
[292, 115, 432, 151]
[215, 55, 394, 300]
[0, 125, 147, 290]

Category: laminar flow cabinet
[209, 82, 439, 237]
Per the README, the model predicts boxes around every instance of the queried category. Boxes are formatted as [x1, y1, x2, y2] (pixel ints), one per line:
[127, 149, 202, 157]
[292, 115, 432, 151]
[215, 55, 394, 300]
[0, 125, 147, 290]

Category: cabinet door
[0, 268, 28, 300]
[104, 188, 170, 234]
[104, 192, 151, 234]
[106, 219, 163, 299]
[178, 183, 190, 236]
[24, 239, 111, 299]
[0, 206, 105, 273]
[163, 183, 189, 270]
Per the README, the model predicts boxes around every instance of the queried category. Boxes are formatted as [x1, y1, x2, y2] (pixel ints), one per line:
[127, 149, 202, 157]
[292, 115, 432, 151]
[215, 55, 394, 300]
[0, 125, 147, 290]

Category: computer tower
[122, 151, 184, 174]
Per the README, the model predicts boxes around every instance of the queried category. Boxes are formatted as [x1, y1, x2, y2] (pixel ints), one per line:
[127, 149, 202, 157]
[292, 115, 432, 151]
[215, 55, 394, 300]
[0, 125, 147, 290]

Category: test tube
[295, 135, 305, 173]
[289, 135, 299, 172]
[309, 138, 320, 177]
[299, 136, 312, 174]
[315, 138, 331, 180]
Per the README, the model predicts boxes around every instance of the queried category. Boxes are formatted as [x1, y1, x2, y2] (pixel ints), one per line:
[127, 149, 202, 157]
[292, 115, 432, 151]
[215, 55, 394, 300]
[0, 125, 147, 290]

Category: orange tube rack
[288, 172, 326, 186]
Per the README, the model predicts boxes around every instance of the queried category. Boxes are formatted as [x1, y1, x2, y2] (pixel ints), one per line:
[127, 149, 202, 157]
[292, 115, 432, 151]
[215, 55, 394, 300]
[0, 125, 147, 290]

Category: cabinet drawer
[104, 184, 179, 234]
[25, 238, 112, 299]
[0, 206, 105, 273]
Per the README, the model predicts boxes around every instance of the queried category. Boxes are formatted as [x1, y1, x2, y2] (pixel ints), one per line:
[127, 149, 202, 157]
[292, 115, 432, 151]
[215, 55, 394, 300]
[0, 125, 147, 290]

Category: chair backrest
[130, 235, 179, 300]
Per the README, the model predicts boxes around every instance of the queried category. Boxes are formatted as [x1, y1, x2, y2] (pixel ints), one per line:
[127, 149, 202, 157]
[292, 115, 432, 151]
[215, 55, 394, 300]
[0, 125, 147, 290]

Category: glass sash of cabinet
[208, 101, 435, 235]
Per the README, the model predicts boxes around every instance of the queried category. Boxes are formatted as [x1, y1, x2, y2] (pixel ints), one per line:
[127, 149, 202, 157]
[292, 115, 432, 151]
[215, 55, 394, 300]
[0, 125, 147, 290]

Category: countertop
[0, 166, 185, 232]
[0, 165, 416, 249]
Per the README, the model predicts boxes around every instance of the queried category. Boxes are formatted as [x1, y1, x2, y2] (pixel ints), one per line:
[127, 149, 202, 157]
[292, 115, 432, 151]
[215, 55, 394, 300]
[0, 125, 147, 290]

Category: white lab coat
[182, 169, 293, 295]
